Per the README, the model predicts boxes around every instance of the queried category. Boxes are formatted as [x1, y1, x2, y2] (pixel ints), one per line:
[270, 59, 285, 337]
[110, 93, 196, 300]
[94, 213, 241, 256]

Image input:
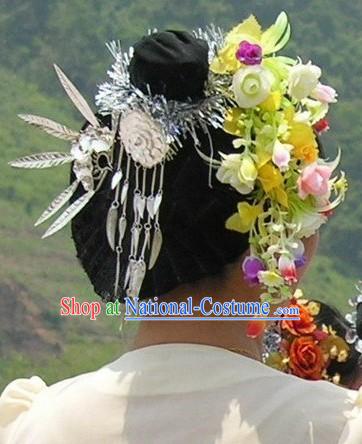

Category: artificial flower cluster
[212, 12, 347, 302]
[265, 290, 350, 383]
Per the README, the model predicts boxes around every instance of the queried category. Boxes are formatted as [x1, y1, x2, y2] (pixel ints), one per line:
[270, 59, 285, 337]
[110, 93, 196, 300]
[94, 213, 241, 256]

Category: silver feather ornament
[9, 152, 73, 169]
[54, 64, 99, 128]
[35, 181, 79, 226]
[18, 114, 79, 141]
[42, 190, 95, 238]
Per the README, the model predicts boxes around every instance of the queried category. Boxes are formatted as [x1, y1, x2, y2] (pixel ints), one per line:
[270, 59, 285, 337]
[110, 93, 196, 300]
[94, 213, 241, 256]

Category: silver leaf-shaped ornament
[9, 152, 73, 169]
[54, 64, 99, 128]
[149, 229, 163, 270]
[106, 204, 118, 250]
[146, 196, 155, 219]
[132, 226, 141, 255]
[153, 192, 163, 215]
[118, 216, 127, 244]
[111, 170, 123, 190]
[42, 190, 95, 238]
[124, 259, 135, 290]
[136, 196, 146, 219]
[18, 114, 79, 141]
[128, 260, 146, 299]
[121, 181, 129, 205]
[35, 181, 79, 226]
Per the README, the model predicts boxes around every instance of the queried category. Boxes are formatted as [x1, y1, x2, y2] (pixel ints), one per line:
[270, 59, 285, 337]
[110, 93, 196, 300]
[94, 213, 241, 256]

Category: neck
[131, 261, 265, 361]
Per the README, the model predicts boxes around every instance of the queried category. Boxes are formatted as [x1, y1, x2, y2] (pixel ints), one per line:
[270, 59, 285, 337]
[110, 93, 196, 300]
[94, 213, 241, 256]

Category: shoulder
[0, 364, 125, 444]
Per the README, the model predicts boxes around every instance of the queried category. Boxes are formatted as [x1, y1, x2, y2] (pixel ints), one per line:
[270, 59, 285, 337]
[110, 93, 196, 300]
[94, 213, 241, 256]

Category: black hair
[314, 300, 361, 387]
[70, 30, 248, 302]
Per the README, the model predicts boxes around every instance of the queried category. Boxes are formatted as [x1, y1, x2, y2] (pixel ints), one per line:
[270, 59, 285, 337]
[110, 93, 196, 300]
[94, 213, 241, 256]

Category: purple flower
[236, 41, 263, 65]
[242, 256, 265, 285]
[294, 255, 307, 268]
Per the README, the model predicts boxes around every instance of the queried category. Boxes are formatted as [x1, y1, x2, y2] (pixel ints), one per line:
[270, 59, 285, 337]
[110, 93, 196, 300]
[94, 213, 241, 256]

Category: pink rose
[297, 163, 332, 200]
[311, 83, 337, 103]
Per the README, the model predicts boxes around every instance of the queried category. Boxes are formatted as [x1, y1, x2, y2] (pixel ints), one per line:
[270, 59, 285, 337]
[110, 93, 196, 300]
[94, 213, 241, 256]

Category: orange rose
[281, 303, 316, 336]
[289, 336, 325, 380]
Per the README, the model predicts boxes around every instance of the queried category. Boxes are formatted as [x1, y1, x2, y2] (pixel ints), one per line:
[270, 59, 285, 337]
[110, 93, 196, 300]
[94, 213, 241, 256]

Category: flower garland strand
[212, 12, 347, 303]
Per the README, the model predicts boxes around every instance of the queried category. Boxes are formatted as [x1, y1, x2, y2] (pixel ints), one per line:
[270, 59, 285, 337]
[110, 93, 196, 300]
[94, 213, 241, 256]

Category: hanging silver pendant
[111, 170, 123, 190]
[127, 260, 146, 299]
[118, 216, 127, 244]
[136, 195, 146, 219]
[121, 181, 129, 205]
[153, 192, 163, 215]
[132, 225, 141, 256]
[149, 229, 163, 270]
[106, 203, 119, 250]
[124, 258, 134, 290]
[146, 196, 156, 219]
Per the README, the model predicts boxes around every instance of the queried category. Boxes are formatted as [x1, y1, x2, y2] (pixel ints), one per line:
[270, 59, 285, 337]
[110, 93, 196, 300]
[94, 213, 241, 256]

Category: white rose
[119, 110, 170, 168]
[216, 153, 256, 194]
[232, 66, 273, 108]
[294, 211, 327, 238]
[288, 62, 321, 100]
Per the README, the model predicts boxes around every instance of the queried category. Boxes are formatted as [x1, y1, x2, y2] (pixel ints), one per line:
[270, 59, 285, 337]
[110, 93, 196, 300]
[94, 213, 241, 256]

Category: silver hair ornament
[11, 26, 232, 302]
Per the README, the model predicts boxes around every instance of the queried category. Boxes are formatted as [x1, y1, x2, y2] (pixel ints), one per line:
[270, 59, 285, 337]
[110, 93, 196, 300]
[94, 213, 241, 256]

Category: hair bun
[129, 30, 209, 101]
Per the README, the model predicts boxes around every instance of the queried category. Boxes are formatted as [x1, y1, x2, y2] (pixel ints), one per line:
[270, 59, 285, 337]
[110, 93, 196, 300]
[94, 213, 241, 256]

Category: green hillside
[1, 0, 361, 390]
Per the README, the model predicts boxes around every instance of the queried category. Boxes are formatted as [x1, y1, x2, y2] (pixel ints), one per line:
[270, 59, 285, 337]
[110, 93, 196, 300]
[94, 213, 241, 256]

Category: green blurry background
[0, 0, 361, 391]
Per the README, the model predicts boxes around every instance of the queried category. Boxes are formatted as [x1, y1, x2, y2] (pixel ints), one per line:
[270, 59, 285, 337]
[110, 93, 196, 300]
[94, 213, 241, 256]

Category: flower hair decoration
[210, 11, 347, 303]
[263, 290, 350, 383]
[9, 11, 347, 303]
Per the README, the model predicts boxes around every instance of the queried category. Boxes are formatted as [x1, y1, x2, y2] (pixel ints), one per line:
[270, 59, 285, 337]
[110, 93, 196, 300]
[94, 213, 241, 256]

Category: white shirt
[1, 343, 362, 444]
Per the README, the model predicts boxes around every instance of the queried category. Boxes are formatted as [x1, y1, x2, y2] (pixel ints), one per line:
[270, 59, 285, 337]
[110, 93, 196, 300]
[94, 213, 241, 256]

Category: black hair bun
[129, 30, 209, 101]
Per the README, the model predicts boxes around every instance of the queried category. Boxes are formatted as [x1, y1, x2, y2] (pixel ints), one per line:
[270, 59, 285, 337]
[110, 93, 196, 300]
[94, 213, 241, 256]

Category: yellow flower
[265, 352, 288, 371]
[307, 301, 321, 316]
[283, 106, 295, 125]
[225, 202, 263, 233]
[211, 12, 290, 74]
[211, 15, 261, 74]
[258, 163, 283, 192]
[224, 108, 245, 136]
[260, 91, 282, 112]
[287, 122, 318, 164]
[270, 187, 289, 208]
[320, 336, 350, 363]
[258, 270, 284, 287]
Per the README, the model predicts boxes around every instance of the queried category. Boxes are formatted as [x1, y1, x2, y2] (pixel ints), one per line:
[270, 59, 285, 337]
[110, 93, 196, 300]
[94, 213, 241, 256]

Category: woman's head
[71, 31, 250, 302]
[70, 30, 325, 303]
